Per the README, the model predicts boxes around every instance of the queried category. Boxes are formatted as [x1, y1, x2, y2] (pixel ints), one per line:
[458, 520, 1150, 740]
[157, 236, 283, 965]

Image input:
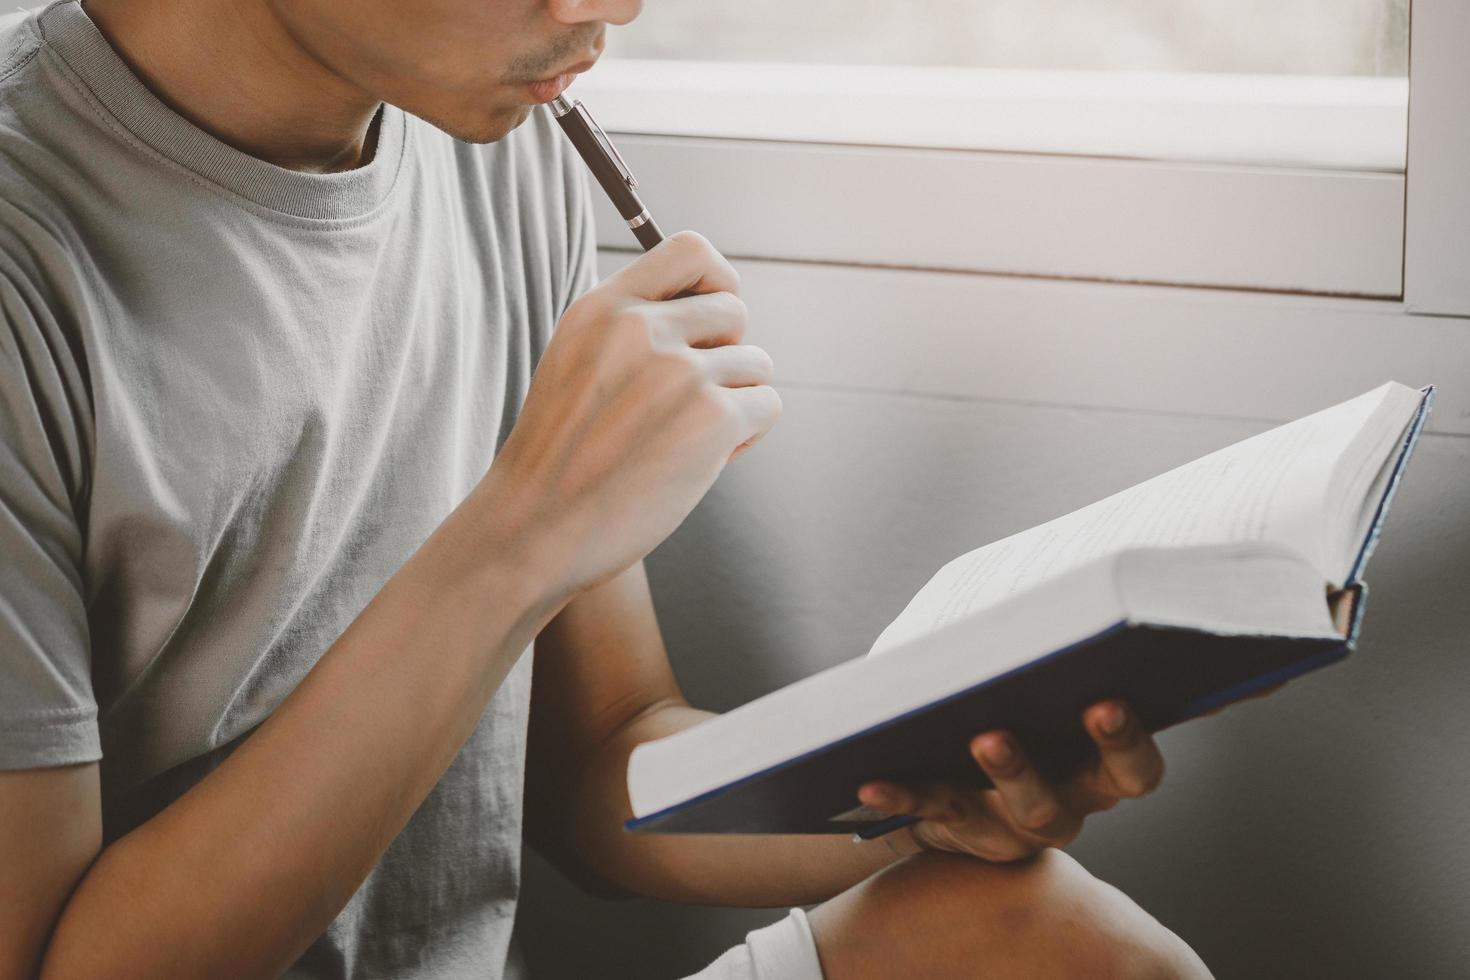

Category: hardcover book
[626, 382, 1433, 835]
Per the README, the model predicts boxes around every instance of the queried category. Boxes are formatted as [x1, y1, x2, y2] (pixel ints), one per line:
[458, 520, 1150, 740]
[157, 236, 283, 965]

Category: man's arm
[527, 562, 1172, 906]
[0, 233, 780, 979]
[525, 562, 907, 908]
[0, 506, 552, 980]
[0, 767, 99, 980]
[21, 508, 558, 980]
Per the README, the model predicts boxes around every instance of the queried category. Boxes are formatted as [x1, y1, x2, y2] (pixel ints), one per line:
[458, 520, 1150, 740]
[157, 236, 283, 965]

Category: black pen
[852, 813, 918, 843]
[548, 94, 666, 251]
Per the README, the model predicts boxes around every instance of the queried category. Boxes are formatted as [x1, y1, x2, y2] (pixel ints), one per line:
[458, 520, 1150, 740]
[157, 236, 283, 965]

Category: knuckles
[693, 290, 749, 346]
[709, 288, 749, 322]
[666, 229, 713, 255]
[642, 351, 733, 426]
[643, 347, 704, 389]
[753, 383, 783, 422]
[746, 345, 776, 383]
[1017, 800, 1063, 833]
[666, 230, 719, 269]
[665, 230, 740, 293]
[667, 289, 748, 347]
[551, 268, 770, 446]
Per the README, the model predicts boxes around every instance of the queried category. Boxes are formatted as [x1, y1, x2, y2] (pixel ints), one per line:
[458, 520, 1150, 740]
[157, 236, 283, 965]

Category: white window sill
[572, 60, 1407, 173]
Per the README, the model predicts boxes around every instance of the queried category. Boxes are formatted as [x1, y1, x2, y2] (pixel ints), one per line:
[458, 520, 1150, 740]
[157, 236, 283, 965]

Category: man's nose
[548, 0, 642, 28]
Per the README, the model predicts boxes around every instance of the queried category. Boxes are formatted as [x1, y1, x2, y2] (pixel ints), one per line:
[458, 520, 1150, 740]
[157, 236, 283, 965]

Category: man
[0, 0, 1213, 976]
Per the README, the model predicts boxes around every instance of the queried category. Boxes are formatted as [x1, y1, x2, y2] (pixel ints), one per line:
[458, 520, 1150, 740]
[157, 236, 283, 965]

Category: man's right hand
[473, 230, 781, 601]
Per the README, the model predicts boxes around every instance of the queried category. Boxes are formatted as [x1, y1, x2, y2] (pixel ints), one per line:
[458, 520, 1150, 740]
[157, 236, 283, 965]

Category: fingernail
[862, 786, 895, 810]
[1098, 704, 1127, 736]
[981, 736, 1014, 770]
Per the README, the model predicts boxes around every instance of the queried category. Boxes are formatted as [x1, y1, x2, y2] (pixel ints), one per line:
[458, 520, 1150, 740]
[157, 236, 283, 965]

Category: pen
[851, 814, 919, 843]
[548, 94, 666, 252]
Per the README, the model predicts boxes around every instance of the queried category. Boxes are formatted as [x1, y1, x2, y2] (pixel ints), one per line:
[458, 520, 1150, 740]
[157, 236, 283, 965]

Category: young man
[0, 0, 1213, 976]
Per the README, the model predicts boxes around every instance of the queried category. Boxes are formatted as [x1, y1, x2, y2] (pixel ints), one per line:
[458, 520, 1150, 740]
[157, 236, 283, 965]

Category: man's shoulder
[0, 7, 41, 79]
[0, 6, 68, 122]
[0, 7, 93, 271]
[0, 7, 55, 151]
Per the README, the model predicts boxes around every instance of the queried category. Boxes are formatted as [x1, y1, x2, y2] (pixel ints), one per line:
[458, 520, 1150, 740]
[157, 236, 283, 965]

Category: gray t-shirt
[0, 2, 596, 975]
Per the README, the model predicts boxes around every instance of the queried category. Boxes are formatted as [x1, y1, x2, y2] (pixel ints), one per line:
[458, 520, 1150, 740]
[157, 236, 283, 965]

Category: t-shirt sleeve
[0, 258, 98, 770]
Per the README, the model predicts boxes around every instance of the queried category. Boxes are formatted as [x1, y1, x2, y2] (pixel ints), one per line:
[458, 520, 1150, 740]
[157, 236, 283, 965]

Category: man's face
[266, 0, 641, 142]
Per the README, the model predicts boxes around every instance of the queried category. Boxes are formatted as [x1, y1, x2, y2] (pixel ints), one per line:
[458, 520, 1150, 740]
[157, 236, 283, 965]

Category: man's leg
[807, 849, 1212, 979]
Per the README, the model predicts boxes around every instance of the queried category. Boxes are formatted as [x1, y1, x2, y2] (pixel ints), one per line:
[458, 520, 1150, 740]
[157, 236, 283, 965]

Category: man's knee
[808, 849, 1212, 980]
[1013, 850, 1210, 979]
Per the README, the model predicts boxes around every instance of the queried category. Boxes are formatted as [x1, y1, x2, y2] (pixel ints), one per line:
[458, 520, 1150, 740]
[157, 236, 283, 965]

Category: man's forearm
[41, 499, 561, 979]
[570, 703, 918, 908]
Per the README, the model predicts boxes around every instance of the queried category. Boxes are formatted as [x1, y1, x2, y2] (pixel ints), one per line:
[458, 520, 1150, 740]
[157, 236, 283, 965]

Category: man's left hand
[856, 700, 1164, 862]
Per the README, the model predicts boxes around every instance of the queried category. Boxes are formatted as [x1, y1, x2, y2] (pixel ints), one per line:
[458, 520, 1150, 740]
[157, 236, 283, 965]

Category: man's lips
[527, 73, 576, 104]
[526, 58, 598, 104]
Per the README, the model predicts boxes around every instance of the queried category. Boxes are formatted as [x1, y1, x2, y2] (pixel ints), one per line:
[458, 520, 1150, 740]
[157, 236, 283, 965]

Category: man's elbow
[525, 827, 639, 902]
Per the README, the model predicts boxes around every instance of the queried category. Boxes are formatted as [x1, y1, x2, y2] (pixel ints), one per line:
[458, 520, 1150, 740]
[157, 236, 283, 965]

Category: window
[582, 1, 1468, 432]
[593, 1, 1408, 171]
[609, 0, 1408, 76]
[572, 2, 1428, 299]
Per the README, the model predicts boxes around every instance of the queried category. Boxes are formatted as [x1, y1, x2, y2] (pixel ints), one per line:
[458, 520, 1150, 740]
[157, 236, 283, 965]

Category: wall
[516, 262, 1470, 979]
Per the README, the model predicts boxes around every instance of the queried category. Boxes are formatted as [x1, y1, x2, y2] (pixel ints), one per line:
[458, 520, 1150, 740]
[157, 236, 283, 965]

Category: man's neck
[84, 0, 382, 173]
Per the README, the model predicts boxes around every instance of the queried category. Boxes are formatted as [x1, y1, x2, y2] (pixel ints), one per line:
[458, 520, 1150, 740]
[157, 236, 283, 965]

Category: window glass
[609, 0, 1407, 77]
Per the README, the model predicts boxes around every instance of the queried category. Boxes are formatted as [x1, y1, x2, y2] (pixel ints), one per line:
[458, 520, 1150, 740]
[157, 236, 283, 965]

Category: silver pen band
[626, 209, 652, 230]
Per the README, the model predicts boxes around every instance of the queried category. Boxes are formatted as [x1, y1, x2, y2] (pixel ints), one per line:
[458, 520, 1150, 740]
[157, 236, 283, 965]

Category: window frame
[579, 133, 1404, 297]
[574, 3, 1459, 307]
[1403, 0, 1470, 316]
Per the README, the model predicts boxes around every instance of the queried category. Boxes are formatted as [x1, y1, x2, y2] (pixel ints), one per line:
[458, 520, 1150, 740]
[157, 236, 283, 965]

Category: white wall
[516, 258, 1470, 978]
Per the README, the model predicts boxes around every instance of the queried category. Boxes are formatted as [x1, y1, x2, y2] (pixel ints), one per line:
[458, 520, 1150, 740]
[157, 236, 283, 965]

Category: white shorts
[682, 908, 825, 980]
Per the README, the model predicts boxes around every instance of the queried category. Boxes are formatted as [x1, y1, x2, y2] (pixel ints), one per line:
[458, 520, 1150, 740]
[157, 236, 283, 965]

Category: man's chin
[417, 100, 536, 145]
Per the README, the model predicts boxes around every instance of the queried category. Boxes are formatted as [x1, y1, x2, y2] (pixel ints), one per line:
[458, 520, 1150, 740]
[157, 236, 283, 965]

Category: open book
[626, 382, 1434, 835]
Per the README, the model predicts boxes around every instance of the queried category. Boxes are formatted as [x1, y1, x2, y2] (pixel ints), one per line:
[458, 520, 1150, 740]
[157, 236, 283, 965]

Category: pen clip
[575, 103, 639, 190]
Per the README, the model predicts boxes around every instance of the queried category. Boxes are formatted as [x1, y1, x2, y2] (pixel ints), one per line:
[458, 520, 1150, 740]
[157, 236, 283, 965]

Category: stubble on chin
[414, 99, 535, 145]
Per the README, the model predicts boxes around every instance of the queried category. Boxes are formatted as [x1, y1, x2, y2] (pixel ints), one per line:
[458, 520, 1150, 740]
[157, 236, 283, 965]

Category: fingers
[609, 231, 739, 301]
[1083, 701, 1165, 798]
[722, 385, 782, 456]
[845, 704, 1165, 867]
[968, 733, 1072, 834]
[659, 290, 748, 349]
[695, 344, 773, 388]
[857, 780, 979, 826]
[856, 779, 1068, 862]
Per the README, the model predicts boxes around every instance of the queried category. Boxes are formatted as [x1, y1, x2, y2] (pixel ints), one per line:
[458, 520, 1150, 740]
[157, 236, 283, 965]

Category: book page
[868, 384, 1399, 657]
